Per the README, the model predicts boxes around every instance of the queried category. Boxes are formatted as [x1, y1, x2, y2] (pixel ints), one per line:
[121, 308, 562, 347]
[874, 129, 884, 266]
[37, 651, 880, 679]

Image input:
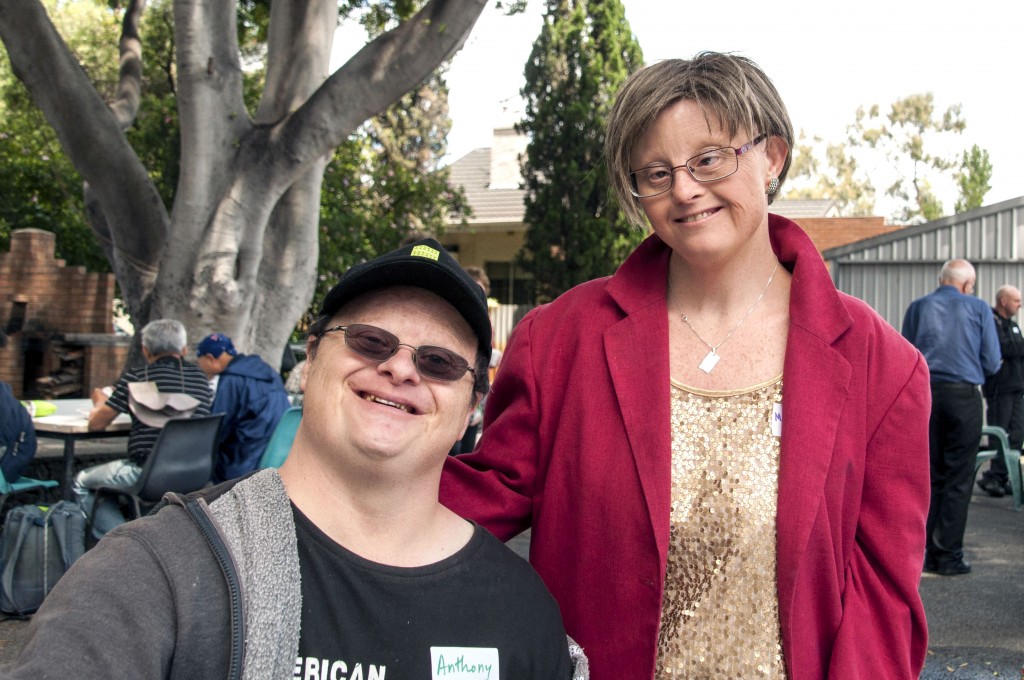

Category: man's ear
[299, 356, 312, 393]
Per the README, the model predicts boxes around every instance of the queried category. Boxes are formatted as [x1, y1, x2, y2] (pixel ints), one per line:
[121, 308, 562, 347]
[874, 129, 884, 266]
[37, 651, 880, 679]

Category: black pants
[926, 382, 983, 566]
[983, 390, 1024, 484]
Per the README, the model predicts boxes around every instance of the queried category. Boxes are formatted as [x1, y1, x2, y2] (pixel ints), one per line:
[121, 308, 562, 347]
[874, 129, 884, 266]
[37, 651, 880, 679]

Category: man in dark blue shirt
[979, 285, 1024, 497]
[902, 259, 1000, 576]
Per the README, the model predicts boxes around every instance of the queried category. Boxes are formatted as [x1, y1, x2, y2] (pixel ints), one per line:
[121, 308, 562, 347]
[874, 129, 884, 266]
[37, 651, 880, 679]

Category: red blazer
[441, 215, 930, 679]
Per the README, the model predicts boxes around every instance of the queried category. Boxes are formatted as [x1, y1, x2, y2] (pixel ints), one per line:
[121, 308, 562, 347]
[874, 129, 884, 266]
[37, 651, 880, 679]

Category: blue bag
[0, 382, 36, 484]
[0, 501, 87, 616]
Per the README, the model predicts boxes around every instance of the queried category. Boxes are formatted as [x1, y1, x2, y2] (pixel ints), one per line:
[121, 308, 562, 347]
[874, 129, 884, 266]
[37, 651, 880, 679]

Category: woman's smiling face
[629, 99, 786, 268]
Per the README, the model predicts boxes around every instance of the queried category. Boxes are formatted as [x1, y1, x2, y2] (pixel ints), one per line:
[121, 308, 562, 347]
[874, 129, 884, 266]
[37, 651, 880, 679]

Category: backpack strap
[1, 510, 38, 617]
[46, 503, 85, 571]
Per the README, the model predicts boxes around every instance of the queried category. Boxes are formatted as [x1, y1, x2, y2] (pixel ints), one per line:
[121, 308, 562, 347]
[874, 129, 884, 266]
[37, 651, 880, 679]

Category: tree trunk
[0, 0, 487, 367]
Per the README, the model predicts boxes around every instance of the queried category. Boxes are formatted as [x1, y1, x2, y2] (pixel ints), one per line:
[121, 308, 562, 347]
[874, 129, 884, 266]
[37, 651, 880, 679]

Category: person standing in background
[903, 259, 1001, 575]
[978, 284, 1024, 497]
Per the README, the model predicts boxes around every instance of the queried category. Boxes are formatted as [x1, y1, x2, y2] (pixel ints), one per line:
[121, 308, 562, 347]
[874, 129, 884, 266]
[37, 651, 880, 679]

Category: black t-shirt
[294, 505, 572, 680]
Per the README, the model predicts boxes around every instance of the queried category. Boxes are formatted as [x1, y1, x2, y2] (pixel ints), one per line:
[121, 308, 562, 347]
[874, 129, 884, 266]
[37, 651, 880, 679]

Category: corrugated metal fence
[825, 196, 1024, 329]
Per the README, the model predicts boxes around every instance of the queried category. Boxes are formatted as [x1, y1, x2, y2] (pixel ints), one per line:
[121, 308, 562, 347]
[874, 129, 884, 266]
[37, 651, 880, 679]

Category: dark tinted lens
[344, 324, 399, 361]
[415, 346, 469, 381]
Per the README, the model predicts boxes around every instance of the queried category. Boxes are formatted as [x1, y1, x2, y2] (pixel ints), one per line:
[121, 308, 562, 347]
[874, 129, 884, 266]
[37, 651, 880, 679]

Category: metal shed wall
[824, 196, 1024, 329]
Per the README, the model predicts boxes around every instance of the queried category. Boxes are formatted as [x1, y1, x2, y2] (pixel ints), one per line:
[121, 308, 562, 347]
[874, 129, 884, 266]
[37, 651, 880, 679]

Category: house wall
[794, 216, 901, 256]
[444, 227, 524, 267]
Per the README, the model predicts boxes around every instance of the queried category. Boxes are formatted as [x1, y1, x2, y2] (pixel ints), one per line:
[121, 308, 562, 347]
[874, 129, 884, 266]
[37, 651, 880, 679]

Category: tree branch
[240, 0, 488, 191]
[108, 0, 145, 129]
[0, 0, 167, 279]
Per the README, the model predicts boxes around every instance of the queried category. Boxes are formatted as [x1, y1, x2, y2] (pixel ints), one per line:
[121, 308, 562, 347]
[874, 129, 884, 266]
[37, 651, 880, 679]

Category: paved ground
[917, 487, 1023, 678]
[0, 453, 1020, 676]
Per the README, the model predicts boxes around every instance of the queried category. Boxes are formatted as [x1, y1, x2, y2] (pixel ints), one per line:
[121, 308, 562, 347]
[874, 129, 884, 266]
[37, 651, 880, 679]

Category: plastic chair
[91, 414, 224, 527]
[0, 475, 59, 516]
[258, 406, 301, 469]
[975, 425, 1022, 511]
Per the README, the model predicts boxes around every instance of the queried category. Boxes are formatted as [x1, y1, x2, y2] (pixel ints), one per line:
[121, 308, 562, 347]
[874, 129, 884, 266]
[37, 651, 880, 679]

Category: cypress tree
[516, 0, 644, 303]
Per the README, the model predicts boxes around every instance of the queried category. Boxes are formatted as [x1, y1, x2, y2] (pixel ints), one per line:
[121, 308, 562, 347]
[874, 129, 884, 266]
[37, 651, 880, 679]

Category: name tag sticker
[431, 647, 499, 680]
[771, 402, 783, 437]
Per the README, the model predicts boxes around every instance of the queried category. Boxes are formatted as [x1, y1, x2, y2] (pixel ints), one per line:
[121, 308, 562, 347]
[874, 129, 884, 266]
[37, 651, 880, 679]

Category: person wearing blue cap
[196, 332, 291, 483]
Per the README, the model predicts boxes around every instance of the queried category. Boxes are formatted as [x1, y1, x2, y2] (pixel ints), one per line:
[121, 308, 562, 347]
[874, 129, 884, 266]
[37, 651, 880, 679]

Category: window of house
[485, 261, 534, 305]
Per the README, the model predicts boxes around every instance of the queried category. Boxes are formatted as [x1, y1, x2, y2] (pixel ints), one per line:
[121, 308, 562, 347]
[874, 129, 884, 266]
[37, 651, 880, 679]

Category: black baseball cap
[319, 239, 492, 355]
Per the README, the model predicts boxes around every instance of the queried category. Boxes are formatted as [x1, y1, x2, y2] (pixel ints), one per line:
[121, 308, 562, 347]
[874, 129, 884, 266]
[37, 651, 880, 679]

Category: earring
[766, 177, 780, 196]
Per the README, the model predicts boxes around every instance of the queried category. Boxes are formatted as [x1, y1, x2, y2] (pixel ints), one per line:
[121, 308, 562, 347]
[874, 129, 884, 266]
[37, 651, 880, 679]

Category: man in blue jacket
[197, 333, 291, 482]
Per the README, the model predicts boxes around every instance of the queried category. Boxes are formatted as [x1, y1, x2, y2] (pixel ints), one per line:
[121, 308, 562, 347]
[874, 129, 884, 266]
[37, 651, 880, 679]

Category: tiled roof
[445, 147, 837, 227]
[770, 199, 839, 218]
[447, 148, 527, 225]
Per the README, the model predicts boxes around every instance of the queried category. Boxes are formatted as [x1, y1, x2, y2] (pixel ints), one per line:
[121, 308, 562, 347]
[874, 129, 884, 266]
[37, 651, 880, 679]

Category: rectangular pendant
[698, 350, 720, 373]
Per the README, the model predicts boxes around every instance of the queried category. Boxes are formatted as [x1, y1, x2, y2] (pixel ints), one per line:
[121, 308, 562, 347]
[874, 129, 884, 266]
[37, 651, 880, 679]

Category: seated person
[2, 239, 585, 679]
[196, 332, 291, 482]
[77, 319, 213, 537]
[0, 380, 37, 484]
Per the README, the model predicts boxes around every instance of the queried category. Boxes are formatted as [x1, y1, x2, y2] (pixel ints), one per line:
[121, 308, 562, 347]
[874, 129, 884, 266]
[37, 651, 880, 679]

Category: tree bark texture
[0, 0, 486, 366]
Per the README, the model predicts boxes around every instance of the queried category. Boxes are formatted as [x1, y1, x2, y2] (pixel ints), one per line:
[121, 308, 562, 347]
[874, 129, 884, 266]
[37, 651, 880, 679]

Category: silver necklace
[678, 261, 779, 374]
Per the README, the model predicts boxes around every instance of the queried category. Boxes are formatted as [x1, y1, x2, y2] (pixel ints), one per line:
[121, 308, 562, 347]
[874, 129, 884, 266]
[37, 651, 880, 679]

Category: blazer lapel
[775, 326, 850, 623]
[604, 235, 674, 566]
[606, 304, 673, 565]
[770, 214, 854, 633]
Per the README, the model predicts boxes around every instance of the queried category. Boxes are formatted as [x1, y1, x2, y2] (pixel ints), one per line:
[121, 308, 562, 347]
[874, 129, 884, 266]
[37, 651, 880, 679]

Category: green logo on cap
[410, 245, 440, 261]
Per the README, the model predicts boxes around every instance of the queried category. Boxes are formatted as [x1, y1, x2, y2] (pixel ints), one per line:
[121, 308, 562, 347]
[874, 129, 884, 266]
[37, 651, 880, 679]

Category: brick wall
[0, 229, 128, 398]
[792, 216, 901, 258]
[81, 340, 131, 393]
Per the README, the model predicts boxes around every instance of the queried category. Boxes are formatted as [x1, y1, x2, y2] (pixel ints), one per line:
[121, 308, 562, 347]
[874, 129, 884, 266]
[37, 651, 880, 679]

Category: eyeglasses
[321, 324, 476, 383]
[628, 134, 767, 198]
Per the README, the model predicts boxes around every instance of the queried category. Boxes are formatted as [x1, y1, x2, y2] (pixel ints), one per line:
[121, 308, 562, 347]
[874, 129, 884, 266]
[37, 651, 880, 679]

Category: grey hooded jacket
[2, 469, 588, 679]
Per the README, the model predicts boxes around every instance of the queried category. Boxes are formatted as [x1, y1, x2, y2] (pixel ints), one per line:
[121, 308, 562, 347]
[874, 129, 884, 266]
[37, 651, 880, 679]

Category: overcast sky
[440, 0, 1024, 217]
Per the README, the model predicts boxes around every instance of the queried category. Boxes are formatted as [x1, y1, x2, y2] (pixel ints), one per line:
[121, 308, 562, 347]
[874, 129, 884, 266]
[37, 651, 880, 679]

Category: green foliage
[3, 0, 463, 336]
[304, 73, 469, 331]
[954, 144, 993, 214]
[237, 0, 271, 51]
[516, 0, 644, 304]
[496, 0, 529, 12]
[847, 92, 966, 224]
[0, 0, 119, 269]
[784, 132, 876, 215]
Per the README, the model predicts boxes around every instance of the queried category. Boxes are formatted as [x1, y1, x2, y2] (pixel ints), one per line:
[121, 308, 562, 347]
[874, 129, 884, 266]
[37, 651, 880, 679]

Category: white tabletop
[32, 398, 131, 435]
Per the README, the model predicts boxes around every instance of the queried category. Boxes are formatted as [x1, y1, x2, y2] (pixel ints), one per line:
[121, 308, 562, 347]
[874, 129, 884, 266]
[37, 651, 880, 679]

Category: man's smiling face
[301, 286, 478, 475]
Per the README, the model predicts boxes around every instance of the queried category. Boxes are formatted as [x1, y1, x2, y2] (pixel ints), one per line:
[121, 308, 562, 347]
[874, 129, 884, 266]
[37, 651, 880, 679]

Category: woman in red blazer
[442, 52, 930, 679]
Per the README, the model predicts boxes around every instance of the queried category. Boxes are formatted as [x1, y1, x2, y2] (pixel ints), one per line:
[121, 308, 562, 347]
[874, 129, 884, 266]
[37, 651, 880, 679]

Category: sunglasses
[321, 324, 476, 383]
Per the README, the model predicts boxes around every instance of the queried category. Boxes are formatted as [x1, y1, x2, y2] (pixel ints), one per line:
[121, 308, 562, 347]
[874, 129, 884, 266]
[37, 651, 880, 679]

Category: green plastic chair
[258, 407, 301, 469]
[975, 425, 1022, 511]
[0, 474, 59, 515]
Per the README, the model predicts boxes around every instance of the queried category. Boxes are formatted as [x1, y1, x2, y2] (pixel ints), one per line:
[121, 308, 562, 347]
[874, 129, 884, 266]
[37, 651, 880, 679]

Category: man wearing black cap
[3, 239, 584, 679]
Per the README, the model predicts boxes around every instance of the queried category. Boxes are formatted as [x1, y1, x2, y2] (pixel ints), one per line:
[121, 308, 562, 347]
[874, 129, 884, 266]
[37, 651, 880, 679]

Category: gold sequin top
[656, 376, 787, 678]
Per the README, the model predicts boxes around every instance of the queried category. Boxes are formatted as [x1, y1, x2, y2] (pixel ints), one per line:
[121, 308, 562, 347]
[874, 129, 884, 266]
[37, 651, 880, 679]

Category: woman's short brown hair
[605, 52, 795, 229]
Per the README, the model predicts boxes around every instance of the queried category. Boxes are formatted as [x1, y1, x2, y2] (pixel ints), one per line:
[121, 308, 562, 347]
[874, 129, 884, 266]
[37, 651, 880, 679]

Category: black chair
[89, 414, 224, 535]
